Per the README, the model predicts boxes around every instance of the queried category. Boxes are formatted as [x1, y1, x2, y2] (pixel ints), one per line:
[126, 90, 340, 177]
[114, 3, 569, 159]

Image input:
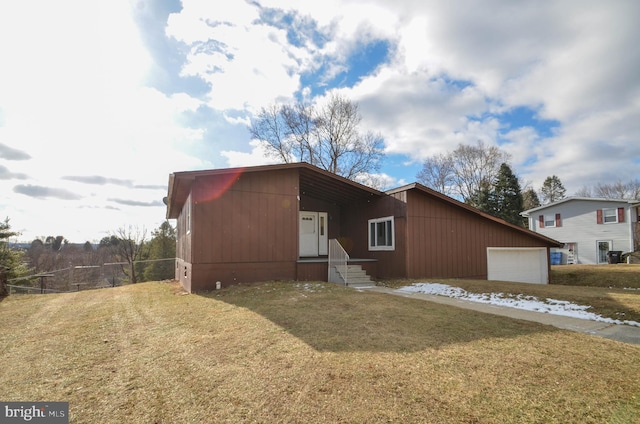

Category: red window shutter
[555, 213, 562, 227]
[596, 209, 603, 224]
[538, 215, 544, 228]
[618, 207, 625, 223]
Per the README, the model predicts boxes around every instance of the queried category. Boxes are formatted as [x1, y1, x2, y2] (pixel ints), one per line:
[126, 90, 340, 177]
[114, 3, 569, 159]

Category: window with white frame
[368, 216, 395, 251]
[603, 208, 617, 223]
[544, 215, 556, 228]
[185, 194, 192, 234]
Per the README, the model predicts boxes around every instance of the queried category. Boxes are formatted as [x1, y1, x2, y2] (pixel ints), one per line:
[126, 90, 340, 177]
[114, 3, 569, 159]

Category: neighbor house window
[544, 215, 556, 228]
[368, 216, 395, 251]
[603, 208, 618, 223]
[538, 213, 561, 228]
[597, 208, 625, 224]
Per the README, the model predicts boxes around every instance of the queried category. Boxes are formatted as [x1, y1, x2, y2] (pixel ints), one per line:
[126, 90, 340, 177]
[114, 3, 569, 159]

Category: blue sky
[1, 0, 639, 242]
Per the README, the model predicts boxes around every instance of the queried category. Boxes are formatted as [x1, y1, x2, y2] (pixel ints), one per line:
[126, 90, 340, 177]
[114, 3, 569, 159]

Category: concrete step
[334, 264, 375, 288]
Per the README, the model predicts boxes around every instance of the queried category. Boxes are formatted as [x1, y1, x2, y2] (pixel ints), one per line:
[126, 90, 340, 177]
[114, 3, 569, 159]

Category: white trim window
[544, 215, 556, 228]
[603, 208, 618, 223]
[185, 193, 192, 234]
[368, 216, 395, 251]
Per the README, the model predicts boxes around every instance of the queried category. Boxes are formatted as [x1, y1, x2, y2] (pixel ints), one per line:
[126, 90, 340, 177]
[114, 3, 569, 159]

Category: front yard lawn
[1, 281, 640, 423]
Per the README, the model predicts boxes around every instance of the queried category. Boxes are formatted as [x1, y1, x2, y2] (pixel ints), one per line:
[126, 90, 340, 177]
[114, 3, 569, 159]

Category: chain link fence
[6, 258, 175, 294]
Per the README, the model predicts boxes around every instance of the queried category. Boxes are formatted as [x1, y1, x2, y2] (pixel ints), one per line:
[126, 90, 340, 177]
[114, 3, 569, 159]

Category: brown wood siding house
[166, 163, 561, 292]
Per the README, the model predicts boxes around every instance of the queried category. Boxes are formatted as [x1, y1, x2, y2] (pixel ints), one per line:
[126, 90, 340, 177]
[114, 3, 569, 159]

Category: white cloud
[220, 139, 280, 168]
[1, 0, 638, 242]
[0, 0, 211, 241]
[167, 2, 306, 111]
[343, 68, 488, 159]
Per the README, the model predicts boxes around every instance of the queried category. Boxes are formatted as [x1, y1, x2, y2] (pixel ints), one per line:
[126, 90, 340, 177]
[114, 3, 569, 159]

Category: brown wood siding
[296, 262, 328, 281]
[338, 194, 408, 279]
[191, 169, 299, 278]
[175, 259, 192, 292]
[191, 262, 297, 291]
[405, 190, 550, 279]
[299, 195, 342, 241]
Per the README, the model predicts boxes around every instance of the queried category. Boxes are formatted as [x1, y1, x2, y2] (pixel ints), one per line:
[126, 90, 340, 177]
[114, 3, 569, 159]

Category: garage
[487, 247, 549, 284]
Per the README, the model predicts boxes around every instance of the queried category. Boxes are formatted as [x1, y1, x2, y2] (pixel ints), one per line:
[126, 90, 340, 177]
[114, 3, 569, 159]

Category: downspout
[628, 206, 634, 259]
[546, 246, 552, 284]
[629, 204, 639, 260]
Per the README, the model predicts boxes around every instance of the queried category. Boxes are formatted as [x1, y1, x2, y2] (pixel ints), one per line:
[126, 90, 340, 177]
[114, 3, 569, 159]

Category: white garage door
[487, 247, 548, 284]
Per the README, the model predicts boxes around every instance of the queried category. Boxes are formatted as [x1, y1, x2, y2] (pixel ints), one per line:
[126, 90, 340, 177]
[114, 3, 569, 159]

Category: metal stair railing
[328, 239, 349, 286]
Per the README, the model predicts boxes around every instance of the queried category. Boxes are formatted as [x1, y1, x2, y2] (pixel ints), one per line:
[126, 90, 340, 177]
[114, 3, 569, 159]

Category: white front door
[299, 211, 328, 257]
[300, 212, 318, 256]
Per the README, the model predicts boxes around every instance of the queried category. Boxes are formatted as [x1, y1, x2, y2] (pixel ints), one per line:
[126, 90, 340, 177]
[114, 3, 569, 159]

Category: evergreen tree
[144, 221, 176, 282]
[491, 163, 524, 225]
[540, 175, 566, 204]
[0, 218, 27, 295]
[469, 179, 495, 215]
[521, 188, 541, 228]
[99, 235, 120, 249]
[522, 188, 541, 211]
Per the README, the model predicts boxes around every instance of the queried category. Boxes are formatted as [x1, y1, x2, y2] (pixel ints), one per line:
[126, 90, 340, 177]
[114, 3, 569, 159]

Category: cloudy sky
[1, 0, 638, 243]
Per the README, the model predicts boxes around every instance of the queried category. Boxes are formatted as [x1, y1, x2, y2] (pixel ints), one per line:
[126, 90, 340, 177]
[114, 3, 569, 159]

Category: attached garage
[487, 247, 549, 284]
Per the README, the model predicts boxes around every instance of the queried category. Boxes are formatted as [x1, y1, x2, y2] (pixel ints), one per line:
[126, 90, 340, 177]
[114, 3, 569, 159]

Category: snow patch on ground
[396, 283, 640, 327]
[295, 283, 327, 293]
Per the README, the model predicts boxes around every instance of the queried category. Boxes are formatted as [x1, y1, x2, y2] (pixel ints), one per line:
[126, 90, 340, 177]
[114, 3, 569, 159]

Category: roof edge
[522, 196, 640, 215]
[165, 162, 385, 219]
[390, 183, 562, 247]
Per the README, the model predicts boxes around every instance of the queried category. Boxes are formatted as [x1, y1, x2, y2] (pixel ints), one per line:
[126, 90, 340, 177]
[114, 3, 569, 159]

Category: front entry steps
[333, 264, 375, 288]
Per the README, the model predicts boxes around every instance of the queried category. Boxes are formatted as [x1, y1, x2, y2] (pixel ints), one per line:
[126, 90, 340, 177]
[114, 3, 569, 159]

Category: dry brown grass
[1, 281, 640, 423]
[551, 264, 640, 289]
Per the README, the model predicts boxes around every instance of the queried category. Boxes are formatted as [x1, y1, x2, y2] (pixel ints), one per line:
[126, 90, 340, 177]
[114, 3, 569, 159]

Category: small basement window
[369, 216, 395, 251]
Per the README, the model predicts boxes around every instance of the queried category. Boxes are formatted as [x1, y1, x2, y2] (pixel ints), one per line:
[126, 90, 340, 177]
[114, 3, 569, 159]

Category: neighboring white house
[521, 197, 640, 264]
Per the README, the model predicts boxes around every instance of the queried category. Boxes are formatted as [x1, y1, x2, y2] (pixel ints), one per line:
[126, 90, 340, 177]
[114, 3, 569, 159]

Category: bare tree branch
[249, 93, 384, 181]
[112, 225, 148, 284]
[416, 153, 456, 196]
[417, 140, 510, 205]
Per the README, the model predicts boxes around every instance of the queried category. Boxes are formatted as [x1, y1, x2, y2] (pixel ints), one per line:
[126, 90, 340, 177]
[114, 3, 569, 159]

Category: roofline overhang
[165, 162, 383, 219]
[166, 164, 563, 247]
[388, 183, 563, 247]
[521, 196, 640, 216]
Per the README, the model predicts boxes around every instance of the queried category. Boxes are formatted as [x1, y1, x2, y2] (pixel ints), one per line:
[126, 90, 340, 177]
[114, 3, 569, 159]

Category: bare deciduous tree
[112, 226, 148, 284]
[575, 179, 640, 200]
[574, 185, 592, 197]
[249, 93, 384, 183]
[416, 140, 510, 205]
[416, 153, 456, 196]
[594, 179, 640, 199]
